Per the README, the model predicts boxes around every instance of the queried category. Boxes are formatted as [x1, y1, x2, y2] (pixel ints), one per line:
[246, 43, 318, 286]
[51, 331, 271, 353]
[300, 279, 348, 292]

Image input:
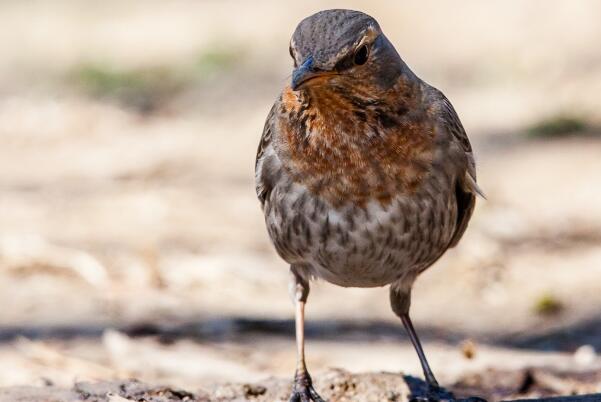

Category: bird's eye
[353, 44, 369, 65]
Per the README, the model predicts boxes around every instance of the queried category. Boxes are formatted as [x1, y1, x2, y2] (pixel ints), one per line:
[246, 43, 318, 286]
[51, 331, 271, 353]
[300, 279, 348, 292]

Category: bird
[255, 9, 482, 402]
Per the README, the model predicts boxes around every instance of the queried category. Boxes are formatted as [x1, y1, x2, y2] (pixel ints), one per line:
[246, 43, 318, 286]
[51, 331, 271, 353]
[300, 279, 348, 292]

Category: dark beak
[291, 56, 320, 90]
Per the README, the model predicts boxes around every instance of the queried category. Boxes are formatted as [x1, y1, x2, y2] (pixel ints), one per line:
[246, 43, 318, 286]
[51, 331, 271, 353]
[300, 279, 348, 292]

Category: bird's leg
[391, 286, 450, 401]
[401, 313, 439, 388]
[288, 266, 325, 402]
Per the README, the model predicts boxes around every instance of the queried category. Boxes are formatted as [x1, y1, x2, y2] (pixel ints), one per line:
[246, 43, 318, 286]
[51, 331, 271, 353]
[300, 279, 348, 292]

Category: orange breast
[278, 84, 435, 208]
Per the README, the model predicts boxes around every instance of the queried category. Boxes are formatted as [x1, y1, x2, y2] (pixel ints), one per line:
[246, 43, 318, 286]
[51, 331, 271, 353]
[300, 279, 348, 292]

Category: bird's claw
[409, 383, 455, 402]
[288, 370, 326, 402]
[289, 386, 326, 402]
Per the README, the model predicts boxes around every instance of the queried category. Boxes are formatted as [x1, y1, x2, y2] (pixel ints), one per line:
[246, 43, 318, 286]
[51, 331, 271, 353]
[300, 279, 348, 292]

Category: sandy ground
[0, 1, 600, 400]
[4, 367, 601, 401]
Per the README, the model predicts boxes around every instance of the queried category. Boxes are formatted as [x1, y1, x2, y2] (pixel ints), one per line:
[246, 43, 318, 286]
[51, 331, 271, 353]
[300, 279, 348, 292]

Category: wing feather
[255, 104, 277, 208]
[437, 93, 480, 248]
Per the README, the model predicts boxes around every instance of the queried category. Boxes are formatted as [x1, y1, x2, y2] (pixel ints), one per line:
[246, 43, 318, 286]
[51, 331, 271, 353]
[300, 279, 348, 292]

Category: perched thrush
[255, 9, 482, 402]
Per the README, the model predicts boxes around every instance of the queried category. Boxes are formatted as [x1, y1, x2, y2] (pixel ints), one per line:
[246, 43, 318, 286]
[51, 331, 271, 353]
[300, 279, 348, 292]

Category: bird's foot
[409, 382, 455, 402]
[289, 370, 326, 402]
[289, 387, 325, 402]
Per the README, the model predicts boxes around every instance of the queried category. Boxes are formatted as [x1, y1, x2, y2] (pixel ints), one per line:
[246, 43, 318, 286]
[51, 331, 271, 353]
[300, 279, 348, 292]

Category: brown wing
[438, 93, 478, 248]
[255, 104, 277, 208]
[450, 176, 476, 247]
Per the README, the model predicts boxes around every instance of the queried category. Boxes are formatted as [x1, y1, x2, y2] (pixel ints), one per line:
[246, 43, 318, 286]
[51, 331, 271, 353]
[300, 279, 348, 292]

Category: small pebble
[574, 344, 596, 365]
[461, 339, 477, 360]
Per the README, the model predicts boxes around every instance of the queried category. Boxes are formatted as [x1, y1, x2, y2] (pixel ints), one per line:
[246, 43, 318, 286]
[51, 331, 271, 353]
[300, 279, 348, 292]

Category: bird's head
[289, 9, 407, 93]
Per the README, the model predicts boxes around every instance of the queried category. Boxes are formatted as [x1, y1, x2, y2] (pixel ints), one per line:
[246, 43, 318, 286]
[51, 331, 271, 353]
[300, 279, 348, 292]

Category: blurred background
[1, 0, 600, 395]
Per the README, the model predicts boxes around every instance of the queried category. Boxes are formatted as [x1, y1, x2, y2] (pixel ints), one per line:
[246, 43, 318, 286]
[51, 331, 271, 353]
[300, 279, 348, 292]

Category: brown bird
[255, 9, 482, 402]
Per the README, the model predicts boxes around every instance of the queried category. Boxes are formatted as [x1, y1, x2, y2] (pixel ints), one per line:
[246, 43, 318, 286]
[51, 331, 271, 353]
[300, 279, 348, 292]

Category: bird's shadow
[403, 375, 487, 402]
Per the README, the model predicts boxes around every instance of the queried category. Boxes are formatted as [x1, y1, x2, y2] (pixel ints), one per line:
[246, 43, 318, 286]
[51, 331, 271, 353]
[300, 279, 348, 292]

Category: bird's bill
[291, 56, 338, 90]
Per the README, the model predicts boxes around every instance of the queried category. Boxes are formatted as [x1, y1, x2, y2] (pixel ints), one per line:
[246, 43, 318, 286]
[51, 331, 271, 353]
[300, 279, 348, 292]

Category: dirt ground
[0, 1, 600, 401]
[1, 367, 601, 401]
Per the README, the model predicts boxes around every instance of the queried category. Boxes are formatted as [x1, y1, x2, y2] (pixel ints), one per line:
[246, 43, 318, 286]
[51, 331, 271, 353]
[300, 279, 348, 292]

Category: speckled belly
[264, 178, 457, 288]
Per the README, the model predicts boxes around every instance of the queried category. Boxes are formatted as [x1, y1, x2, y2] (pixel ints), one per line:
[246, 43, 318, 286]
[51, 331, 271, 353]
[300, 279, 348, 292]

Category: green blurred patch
[71, 64, 186, 113]
[69, 44, 243, 113]
[194, 47, 241, 78]
[533, 293, 564, 316]
[526, 114, 590, 139]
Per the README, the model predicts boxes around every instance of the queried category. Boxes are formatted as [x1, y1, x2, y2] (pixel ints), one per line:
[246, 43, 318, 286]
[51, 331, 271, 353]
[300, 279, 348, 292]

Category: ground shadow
[0, 318, 465, 345]
[1, 315, 600, 353]
[499, 316, 601, 352]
